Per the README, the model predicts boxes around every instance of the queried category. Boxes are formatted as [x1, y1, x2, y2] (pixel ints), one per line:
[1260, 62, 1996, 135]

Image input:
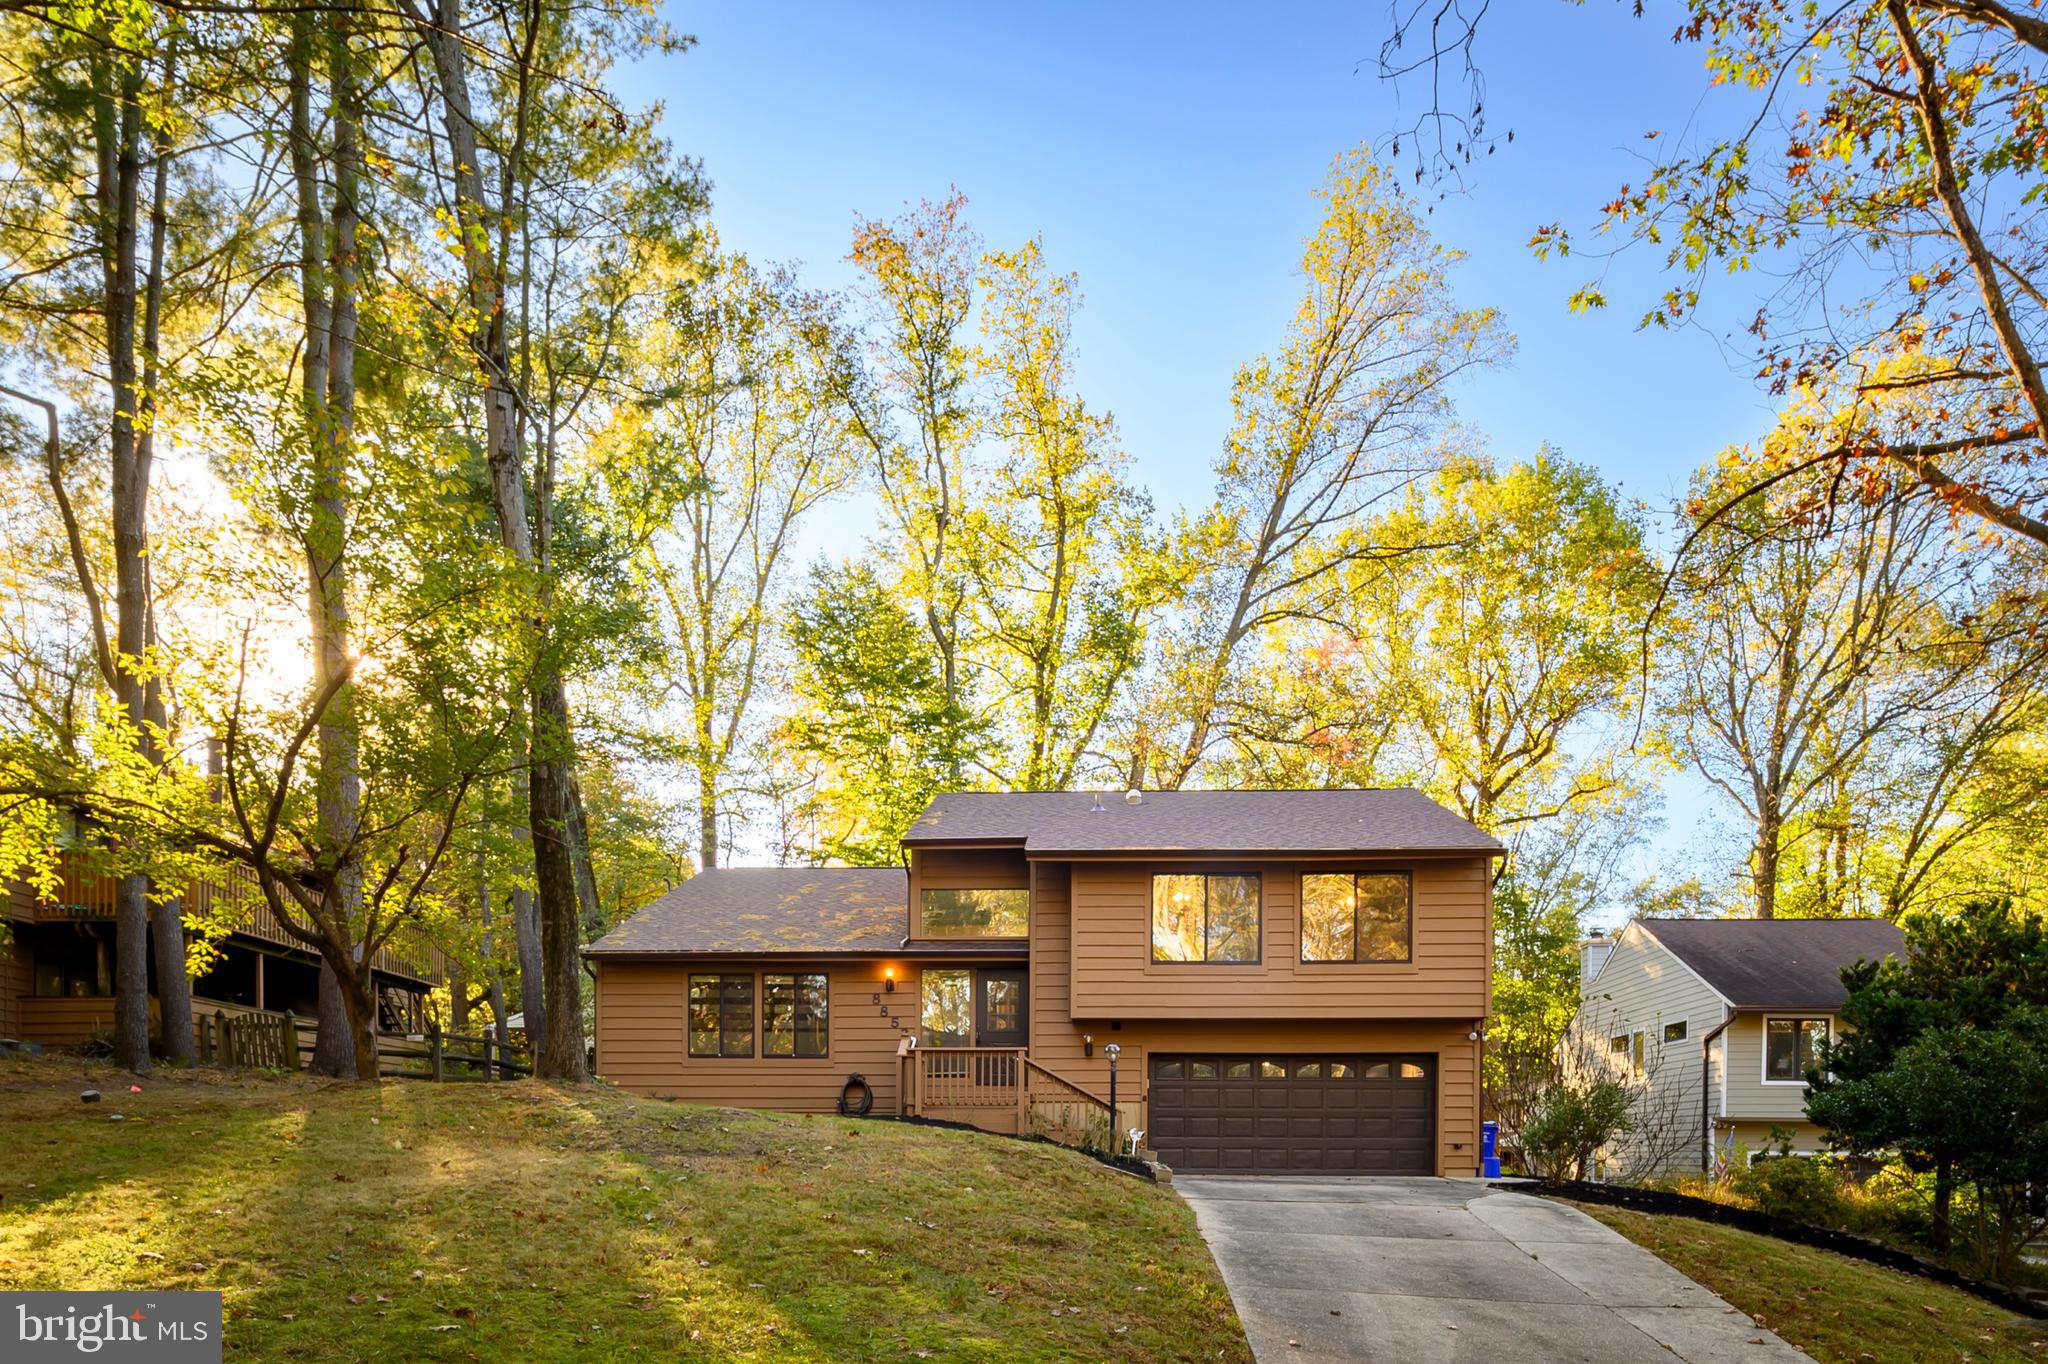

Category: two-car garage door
[1147, 1054, 1436, 1174]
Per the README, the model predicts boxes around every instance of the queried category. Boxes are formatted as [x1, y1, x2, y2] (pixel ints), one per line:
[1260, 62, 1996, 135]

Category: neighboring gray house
[1566, 917, 1907, 1179]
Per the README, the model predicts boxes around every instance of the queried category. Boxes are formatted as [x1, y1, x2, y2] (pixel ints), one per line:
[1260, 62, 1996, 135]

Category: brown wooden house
[2, 853, 435, 1056]
[589, 789, 1501, 1176]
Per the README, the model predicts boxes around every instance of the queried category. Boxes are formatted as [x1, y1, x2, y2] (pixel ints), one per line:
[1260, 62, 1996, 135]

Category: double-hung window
[688, 974, 755, 1058]
[1150, 873, 1260, 962]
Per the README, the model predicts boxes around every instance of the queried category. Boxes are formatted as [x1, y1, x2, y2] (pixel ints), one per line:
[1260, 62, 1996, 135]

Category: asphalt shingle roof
[1641, 917, 1907, 1009]
[901, 789, 1502, 855]
[586, 867, 908, 955]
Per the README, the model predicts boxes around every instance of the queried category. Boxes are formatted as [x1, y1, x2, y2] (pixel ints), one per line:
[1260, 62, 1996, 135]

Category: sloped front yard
[1577, 1202, 2046, 1364]
[0, 1056, 1248, 1362]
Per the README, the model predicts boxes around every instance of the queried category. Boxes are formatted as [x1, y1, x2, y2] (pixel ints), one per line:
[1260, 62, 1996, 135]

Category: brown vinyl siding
[594, 957, 922, 1113]
[1066, 857, 1489, 1020]
[0, 932, 30, 1040]
[587, 838, 1493, 1176]
[1028, 861, 1483, 1175]
[15, 995, 117, 1047]
[909, 847, 1029, 939]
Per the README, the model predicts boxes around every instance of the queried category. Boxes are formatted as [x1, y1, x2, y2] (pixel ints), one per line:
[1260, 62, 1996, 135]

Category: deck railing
[1023, 1057, 1116, 1151]
[898, 1040, 1123, 1152]
[26, 852, 427, 980]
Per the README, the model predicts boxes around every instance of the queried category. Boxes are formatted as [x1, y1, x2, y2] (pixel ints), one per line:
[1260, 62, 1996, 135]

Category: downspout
[1700, 1008, 1733, 1175]
[900, 842, 913, 951]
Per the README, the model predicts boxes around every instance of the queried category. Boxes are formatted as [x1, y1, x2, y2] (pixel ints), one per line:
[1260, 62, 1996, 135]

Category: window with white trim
[1764, 1017, 1829, 1082]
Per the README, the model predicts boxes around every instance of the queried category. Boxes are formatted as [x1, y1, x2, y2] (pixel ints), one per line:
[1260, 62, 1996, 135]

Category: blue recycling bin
[1480, 1120, 1501, 1179]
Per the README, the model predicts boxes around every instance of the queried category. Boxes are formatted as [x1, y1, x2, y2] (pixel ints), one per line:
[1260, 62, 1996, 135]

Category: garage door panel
[1148, 1053, 1435, 1175]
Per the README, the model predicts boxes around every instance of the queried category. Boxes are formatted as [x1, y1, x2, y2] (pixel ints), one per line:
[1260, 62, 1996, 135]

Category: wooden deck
[24, 853, 430, 981]
[896, 1040, 1142, 1152]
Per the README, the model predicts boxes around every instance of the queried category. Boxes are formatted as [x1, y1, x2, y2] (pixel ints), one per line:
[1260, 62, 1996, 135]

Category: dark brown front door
[974, 969, 1028, 1047]
[1147, 1054, 1436, 1175]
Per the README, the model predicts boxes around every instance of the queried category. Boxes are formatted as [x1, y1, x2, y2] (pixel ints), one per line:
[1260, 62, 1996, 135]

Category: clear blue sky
[627, 2, 1778, 519]
[623, 2, 1761, 897]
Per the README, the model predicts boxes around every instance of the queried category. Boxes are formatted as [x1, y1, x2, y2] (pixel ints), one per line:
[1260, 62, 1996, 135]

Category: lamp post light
[1104, 1043, 1121, 1153]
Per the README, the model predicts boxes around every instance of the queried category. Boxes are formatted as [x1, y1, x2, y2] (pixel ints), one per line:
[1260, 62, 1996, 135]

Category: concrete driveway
[1178, 1177, 1812, 1364]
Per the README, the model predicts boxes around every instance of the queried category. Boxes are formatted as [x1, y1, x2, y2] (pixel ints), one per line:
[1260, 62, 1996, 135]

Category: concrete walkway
[1178, 1176, 1812, 1363]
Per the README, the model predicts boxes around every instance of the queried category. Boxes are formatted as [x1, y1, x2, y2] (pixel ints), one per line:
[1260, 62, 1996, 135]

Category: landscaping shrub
[1521, 1078, 1632, 1181]
[1729, 1152, 1847, 1227]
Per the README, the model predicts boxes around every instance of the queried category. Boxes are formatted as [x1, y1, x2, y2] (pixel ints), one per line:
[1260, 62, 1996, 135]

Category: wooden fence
[197, 1005, 300, 1070]
[374, 1025, 531, 1082]
[188, 1003, 529, 1080]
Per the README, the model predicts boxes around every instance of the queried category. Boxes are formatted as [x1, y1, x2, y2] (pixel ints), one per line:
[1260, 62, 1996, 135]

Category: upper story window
[1151, 873, 1260, 963]
[1765, 1017, 1829, 1083]
[921, 888, 1029, 938]
[1300, 871, 1411, 963]
[688, 974, 755, 1058]
[1609, 1031, 1645, 1078]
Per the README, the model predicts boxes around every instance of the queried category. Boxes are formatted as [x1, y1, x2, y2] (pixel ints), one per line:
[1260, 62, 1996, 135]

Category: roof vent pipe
[1124, 788, 1143, 805]
[1089, 792, 1106, 813]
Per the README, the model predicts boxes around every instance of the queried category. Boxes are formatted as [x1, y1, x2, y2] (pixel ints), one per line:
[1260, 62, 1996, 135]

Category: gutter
[1700, 1008, 1734, 1174]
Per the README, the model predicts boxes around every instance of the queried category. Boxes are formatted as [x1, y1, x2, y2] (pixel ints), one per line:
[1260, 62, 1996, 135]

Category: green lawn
[1574, 1201, 2047, 1364]
[0, 1055, 1248, 1363]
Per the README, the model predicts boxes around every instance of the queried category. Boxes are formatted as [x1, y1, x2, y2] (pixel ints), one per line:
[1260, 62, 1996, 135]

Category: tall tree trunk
[95, 49, 151, 1074]
[416, 0, 585, 1080]
[137, 45, 192, 1063]
[290, 10, 368, 1076]
[567, 773, 604, 932]
[531, 678, 586, 1079]
[312, 960, 355, 1074]
[1753, 803, 1782, 920]
[697, 782, 718, 872]
[511, 879, 545, 1050]
[478, 824, 510, 1045]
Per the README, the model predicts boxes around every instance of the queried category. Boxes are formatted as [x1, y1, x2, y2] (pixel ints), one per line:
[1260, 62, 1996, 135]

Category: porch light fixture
[1082, 1034, 1094, 1058]
[883, 968, 896, 993]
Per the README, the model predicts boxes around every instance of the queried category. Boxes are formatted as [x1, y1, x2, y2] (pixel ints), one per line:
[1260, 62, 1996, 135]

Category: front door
[975, 968, 1028, 1047]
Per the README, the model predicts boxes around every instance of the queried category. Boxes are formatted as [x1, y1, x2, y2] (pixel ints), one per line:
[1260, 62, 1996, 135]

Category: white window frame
[1760, 1014, 1832, 1086]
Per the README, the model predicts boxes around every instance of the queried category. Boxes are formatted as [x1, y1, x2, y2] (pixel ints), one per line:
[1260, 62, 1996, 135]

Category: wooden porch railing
[27, 852, 429, 980]
[897, 1039, 1124, 1153]
[1023, 1057, 1117, 1151]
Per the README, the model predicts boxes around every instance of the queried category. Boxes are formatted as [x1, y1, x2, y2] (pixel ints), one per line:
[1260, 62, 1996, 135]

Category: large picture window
[763, 973, 829, 1058]
[920, 888, 1029, 938]
[688, 974, 755, 1058]
[1151, 873, 1260, 963]
[1764, 1017, 1829, 1083]
[921, 968, 972, 1047]
[1300, 872, 1411, 963]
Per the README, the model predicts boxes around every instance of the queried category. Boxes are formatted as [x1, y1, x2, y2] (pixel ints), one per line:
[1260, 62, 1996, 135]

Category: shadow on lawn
[0, 1059, 1246, 1362]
